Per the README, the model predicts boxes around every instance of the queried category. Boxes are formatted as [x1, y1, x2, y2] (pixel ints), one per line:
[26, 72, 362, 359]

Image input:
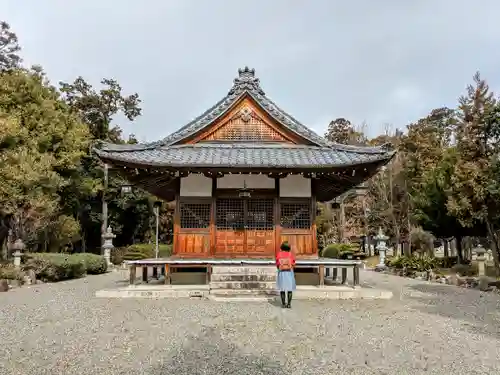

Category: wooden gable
[186, 96, 307, 144]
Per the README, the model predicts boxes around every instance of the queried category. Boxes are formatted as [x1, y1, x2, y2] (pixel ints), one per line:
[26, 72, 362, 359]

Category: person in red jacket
[276, 241, 296, 308]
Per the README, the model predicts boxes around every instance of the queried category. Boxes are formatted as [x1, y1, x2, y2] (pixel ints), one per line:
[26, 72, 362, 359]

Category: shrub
[22, 253, 86, 282]
[111, 247, 128, 265]
[434, 256, 460, 268]
[451, 263, 477, 277]
[72, 253, 107, 274]
[0, 264, 25, 282]
[386, 255, 439, 272]
[321, 243, 358, 259]
[123, 243, 173, 261]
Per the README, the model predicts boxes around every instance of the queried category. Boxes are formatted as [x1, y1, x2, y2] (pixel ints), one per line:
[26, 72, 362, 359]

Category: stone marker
[0, 279, 8, 292]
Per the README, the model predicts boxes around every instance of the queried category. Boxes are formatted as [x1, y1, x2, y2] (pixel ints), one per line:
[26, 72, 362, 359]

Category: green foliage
[111, 247, 128, 265]
[123, 243, 173, 261]
[321, 243, 358, 259]
[385, 255, 439, 272]
[0, 264, 25, 281]
[22, 253, 86, 282]
[0, 21, 21, 71]
[71, 253, 107, 274]
[450, 263, 476, 277]
[0, 67, 89, 244]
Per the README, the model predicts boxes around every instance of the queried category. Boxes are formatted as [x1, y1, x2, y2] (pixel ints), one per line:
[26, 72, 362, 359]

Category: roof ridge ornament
[228, 66, 266, 96]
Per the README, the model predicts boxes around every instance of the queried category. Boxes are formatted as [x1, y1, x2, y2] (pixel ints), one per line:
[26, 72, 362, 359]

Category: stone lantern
[473, 244, 486, 277]
[102, 226, 116, 269]
[374, 228, 389, 270]
[12, 239, 25, 268]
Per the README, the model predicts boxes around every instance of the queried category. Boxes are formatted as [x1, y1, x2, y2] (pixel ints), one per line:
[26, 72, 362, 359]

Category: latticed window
[280, 200, 311, 229]
[247, 199, 274, 230]
[215, 198, 274, 230]
[180, 200, 211, 229]
[216, 199, 245, 230]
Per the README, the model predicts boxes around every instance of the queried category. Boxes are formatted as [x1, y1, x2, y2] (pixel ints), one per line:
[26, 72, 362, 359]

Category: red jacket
[276, 251, 296, 268]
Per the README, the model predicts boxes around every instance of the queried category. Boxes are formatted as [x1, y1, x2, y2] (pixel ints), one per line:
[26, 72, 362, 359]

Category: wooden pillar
[274, 178, 281, 256]
[173, 179, 181, 256]
[206, 264, 212, 284]
[341, 268, 348, 284]
[318, 264, 325, 287]
[164, 264, 171, 285]
[353, 265, 360, 287]
[129, 265, 136, 285]
[142, 266, 148, 283]
[210, 177, 216, 256]
[311, 195, 318, 257]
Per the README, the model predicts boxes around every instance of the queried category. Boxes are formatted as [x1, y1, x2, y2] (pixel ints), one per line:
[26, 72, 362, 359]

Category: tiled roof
[95, 143, 395, 169]
[99, 67, 346, 152]
[94, 67, 395, 169]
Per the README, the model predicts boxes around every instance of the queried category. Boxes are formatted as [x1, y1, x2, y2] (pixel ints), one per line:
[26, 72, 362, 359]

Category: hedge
[0, 264, 25, 282]
[122, 244, 173, 262]
[71, 253, 107, 274]
[321, 243, 358, 259]
[23, 253, 86, 282]
[21, 253, 108, 282]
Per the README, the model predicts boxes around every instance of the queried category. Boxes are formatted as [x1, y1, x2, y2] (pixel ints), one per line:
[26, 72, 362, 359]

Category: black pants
[280, 291, 293, 307]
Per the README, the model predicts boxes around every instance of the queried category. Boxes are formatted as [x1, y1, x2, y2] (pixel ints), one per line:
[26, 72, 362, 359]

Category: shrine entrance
[214, 197, 275, 257]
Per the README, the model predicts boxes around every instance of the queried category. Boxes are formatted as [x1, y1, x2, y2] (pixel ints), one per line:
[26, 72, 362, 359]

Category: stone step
[209, 281, 276, 290]
[211, 266, 277, 275]
[210, 288, 278, 297]
[210, 273, 276, 282]
[208, 295, 276, 302]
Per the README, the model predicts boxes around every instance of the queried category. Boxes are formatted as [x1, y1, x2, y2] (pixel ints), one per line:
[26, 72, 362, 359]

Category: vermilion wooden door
[214, 198, 275, 258]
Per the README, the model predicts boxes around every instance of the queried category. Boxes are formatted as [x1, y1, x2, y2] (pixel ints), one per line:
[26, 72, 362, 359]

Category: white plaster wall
[280, 175, 311, 197]
[180, 174, 212, 196]
[217, 174, 274, 189]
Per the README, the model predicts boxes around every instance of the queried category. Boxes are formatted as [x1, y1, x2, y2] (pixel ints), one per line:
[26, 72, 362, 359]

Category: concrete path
[0, 270, 499, 375]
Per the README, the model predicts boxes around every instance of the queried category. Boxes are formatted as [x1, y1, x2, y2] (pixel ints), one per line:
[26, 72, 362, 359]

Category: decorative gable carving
[194, 98, 296, 143]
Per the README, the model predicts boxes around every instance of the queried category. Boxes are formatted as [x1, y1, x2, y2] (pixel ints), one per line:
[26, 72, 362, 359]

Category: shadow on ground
[406, 283, 500, 339]
[149, 326, 284, 375]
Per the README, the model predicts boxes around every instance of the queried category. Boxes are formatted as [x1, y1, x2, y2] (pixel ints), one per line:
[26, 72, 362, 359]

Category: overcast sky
[3, 0, 500, 141]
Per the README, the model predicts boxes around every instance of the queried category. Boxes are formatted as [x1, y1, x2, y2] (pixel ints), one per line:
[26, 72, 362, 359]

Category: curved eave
[93, 145, 395, 172]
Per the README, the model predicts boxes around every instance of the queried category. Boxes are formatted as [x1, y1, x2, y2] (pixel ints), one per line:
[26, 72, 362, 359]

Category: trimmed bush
[451, 263, 476, 277]
[321, 243, 358, 259]
[72, 253, 107, 274]
[123, 243, 173, 261]
[0, 264, 25, 282]
[385, 255, 439, 272]
[22, 253, 86, 282]
[111, 247, 128, 265]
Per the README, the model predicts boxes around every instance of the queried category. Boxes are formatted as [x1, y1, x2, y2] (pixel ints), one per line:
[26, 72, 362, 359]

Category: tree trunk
[485, 220, 500, 276]
[443, 240, 449, 257]
[455, 235, 464, 264]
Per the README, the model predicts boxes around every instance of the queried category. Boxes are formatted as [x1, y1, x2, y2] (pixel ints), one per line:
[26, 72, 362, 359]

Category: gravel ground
[1, 270, 499, 375]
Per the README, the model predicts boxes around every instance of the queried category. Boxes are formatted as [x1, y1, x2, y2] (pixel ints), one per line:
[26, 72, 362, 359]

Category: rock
[446, 274, 466, 286]
[27, 269, 36, 284]
[488, 280, 500, 288]
[0, 279, 8, 292]
[23, 275, 31, 285]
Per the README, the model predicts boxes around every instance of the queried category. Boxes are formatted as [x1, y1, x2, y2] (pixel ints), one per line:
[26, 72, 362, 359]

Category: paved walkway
[0, 270, 499, 375]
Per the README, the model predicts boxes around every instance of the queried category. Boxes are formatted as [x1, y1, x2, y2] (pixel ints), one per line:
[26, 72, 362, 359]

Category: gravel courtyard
[1, 270, 499, 375]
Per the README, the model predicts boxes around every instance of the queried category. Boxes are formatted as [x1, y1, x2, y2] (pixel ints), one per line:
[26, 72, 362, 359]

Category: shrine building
[94, 67, 394, 260]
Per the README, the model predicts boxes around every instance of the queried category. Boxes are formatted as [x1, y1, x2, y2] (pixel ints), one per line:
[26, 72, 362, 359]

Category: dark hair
[280, 241, 291, 251]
